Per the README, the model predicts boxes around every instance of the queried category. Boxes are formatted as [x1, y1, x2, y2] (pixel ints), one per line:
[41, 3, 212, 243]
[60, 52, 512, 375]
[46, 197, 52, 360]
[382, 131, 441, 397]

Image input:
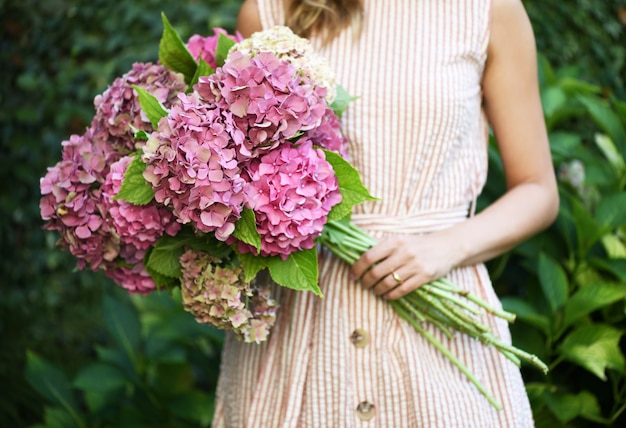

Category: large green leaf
[330, 84, 359, 119]
[152, 362, 194, 397]
[563, 282, 626, 328]
[189, 58, 215, 88]
[557, 324, 626, 380]
[596, 192, 626, 229]
[541, 86, 567, 119]
[324, 150, 377, 221]
[42, 407, 82, 428]
[267, 247, 321, 296]
[102, 294, 142, 366]
[73, 362, 128, 392]
[168, 391, 215, 425]
[543, 390, 603, 424]
[239, 252, 270, 283]
[215, 33, 236, 68]
[500, 297, 550, 334]
[133, 85, 168, 129]
[24, 352, 84, 428]
[579, 94, 626, 156]
[594, 134, 625, 175]
[232, 208, 261, 252]
[114, 153, 155, 205]
[158, 12, 198, 84]
[538, 253, 569, 314]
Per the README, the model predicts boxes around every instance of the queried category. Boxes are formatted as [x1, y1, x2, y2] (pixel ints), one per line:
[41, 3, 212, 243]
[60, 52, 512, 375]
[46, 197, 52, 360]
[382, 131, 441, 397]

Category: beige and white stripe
[212, 0, 534, 426]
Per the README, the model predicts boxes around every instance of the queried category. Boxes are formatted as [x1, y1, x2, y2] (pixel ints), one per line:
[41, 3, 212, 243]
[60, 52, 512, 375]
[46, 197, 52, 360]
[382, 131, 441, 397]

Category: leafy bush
[481, 55, 626, 427]
[25, 290, 223, 428]
[524, 0, 626, 98]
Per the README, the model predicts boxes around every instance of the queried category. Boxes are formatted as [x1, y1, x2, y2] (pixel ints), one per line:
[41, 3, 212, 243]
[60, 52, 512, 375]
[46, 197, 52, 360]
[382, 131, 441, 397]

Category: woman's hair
[285, 0, 363, 44]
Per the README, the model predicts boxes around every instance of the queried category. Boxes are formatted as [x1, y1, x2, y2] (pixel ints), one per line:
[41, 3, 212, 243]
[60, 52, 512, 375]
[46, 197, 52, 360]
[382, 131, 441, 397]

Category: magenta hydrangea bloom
[142, 91, 246, 240]
[195, 50, 328, 160]
[238, 140, 342, 259]
[92, 62, 187, 152]
[186, 29, 243, 69]
[102, 155, 181, 250]
[40, 129, 122, 270]
[104, 260, 157, 294]
[305, 108, 350, 157]
[180, 249, 278, 343]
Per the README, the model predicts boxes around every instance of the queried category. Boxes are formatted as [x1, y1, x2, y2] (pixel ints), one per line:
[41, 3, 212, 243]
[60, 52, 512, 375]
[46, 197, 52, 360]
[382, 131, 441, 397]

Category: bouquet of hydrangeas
[40, 14, 546, 409]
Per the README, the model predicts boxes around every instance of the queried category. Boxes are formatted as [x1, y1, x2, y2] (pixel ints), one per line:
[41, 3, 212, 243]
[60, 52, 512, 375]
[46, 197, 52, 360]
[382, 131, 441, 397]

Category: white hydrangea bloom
[230, 26, 336, 103]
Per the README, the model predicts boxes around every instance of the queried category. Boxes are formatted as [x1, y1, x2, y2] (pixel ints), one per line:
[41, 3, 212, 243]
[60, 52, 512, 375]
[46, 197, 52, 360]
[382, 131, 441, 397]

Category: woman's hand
[350, 230, 463, 300]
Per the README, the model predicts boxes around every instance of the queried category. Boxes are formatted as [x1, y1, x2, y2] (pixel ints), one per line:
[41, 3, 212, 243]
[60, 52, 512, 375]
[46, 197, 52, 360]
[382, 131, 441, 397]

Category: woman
[213, 0, 558, 426]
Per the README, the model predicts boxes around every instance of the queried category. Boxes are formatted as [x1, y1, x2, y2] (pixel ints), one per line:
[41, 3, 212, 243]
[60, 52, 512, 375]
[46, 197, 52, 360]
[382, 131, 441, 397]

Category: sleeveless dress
[212, 0, 534, 426]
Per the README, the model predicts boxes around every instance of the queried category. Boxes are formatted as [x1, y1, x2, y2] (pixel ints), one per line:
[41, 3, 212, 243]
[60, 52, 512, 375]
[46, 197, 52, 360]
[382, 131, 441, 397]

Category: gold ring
[392, 271, 402, 284]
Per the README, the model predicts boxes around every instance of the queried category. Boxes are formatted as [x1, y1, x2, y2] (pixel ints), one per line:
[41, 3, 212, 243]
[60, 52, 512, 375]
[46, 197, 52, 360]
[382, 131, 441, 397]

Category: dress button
[356, 401, 376, 421]
[350, 329, 370, 348]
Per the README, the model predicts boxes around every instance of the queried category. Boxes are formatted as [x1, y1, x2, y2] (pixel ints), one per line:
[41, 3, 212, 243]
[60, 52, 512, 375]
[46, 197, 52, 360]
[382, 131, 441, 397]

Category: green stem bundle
[319, 218, 548, 410]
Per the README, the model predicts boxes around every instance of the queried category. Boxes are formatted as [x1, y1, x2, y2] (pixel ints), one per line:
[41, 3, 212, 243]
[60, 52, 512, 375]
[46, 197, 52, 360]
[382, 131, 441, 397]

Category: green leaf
[215, 33, 236, 68]
[113, 154, 154, 205]
[330, 84, 358, 119]
[601, 234, 626, 259]
[578, 95, 626, 157]
[324, 150, 377, 221]
[557, 324, 626, 380]
[543, 390, 603, 424]
[152, 362, 194, 397]
[232, 208, 261, 252]
[537, 253, 569, 314]
[73, 362, 127, 392]
[596, 191, 626, 229]
[168, 391, 214, 425]
[24, 352, 83, 427]
[500, 297, 550, 334]
[133, 85, 168, 129]
[239, 252, 270, 283]
[102, 294, 141, 365]
[267, 247, 322, 296]
[563, 282, 626, 328]
[158, 12, 198, 84]
[549, 132, 582, 163]
[541, 86, 567, 119]
[589, 257, 626, 282]
[146, 237, 185, 279]
[43, 407, 82, 428]
[189, 58, 215, 88]
[594, 134, 625, 174]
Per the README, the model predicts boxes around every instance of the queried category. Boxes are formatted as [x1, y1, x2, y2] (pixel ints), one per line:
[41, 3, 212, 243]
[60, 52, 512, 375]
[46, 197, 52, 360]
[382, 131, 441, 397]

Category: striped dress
[212, 0, 534, 426]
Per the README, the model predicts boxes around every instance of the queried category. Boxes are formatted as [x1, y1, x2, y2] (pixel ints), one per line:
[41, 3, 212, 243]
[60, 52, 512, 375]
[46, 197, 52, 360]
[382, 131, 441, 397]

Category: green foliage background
[1, 0, 625, 426]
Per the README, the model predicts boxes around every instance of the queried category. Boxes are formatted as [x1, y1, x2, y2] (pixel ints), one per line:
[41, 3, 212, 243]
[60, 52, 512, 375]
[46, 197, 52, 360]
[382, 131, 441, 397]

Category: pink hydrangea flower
[305, 108, 350, 157]
[142, 92, 246, 240]
[186, 29, 243, 69]
[179, 249, 278, 343]
[40, 129, 122, 270]
[102, 155, 181, 250]
[92, 62, 187, 152]
[104, 259, 157, 294]
[237, 140, 342, 259]
[195, 50, 328, 160]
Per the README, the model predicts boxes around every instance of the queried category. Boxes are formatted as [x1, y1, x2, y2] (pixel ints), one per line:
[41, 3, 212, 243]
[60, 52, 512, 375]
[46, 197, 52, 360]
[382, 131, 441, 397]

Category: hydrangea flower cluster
[142, 91, 246, 240]
[180, 249, 278, 343]
[239, 140, 342, 258]
[40, 129, 121, 270]
[103, 155, 181, 250]
[187, 29, 243, 69]
[92, 62, 186, 152]
[196, 50, 328, 160]
[231, 26, 336, 103]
